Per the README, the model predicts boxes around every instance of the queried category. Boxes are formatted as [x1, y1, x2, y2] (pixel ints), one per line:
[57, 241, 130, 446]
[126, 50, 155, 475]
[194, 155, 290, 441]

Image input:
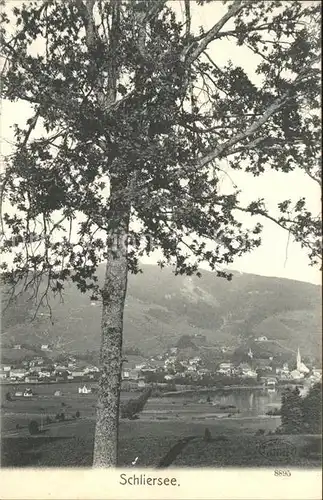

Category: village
[1, 338, 321, 396]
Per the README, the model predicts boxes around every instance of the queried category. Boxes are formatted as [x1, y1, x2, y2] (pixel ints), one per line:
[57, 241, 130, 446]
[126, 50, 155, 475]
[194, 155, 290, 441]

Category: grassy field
[1, 386, 321, 468]
[1, 418, 321, 468]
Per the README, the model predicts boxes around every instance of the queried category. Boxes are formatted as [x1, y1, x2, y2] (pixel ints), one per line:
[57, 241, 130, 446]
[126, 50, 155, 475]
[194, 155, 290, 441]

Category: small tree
[75, 410, 80, 419]
[5, 392, 12, 402]
[28, 420, 39, 435]
[204, 427, 212, 442]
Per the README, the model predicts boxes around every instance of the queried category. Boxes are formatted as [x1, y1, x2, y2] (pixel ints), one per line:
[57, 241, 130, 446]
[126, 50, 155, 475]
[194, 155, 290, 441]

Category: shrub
[75, 410, 80, 418]
[28, 420, 39, 435]
[59, 412, 65, 421]
[204, 427, 212, 442]
[16, 423, 20, 430]
[255, 428, 266, 436]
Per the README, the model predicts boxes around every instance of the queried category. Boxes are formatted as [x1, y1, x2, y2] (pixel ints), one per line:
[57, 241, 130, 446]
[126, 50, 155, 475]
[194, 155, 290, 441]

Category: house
[217, 362, 234, 376]
[78, 385, 92, 394]
[23, 388, 33, 397]
[239, 363, 257, 378]
[30, 357, 44, 366]
[197, 368, 211, 375]
[164, 356, 177, 366]
[312, 368, 322, 380]
[25, 376, 39, 383]
[129, 369, 141, 380]
[14, 391, 23, 397]
[189, 356, 201, 365]
[31, 366, 43, 373]
[137, 379, 146, 388]
[84, 365, 100, 374]
[263, 377, 277, 390]
[276, 363, 290, 379]
[164, 374, 175, 380]
[41, 344, 50, 351]
[54, 390, 62, 396]
[10, 369, 27, 380]
[0, 371, 7, 380]
[254, 336, 268, 342]
[290, 369, 304, 380]
[13, 344, 21, 350]
[2, 365, 12, 372]
[71, 370, 85, 378]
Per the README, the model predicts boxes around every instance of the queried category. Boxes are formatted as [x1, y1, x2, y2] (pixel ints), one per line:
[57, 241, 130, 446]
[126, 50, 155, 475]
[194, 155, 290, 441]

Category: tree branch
[192, 57, 320, 171]
[185, 0, 245, 65]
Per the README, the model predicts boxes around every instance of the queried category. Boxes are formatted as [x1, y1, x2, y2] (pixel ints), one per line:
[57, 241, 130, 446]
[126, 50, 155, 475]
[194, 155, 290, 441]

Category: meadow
[1, 383, 321, 468]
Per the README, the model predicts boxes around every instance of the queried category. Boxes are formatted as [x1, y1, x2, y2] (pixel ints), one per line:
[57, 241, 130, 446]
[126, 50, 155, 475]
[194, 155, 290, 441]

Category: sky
[0, 0, 321, 285]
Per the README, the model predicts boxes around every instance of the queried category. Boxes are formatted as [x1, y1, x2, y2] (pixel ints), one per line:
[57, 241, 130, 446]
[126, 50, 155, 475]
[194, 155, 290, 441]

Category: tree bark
[93, 212, 130, 467]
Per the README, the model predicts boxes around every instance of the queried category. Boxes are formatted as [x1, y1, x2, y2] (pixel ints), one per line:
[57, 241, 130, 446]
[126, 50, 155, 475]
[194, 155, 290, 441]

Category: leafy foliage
[280, 383, 322, 434]
[301, 382, 322, 434]
[0, 0, 321, 309]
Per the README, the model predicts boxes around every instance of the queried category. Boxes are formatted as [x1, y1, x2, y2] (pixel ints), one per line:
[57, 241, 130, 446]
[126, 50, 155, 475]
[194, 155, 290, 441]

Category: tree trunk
[93, 218, 129, 467]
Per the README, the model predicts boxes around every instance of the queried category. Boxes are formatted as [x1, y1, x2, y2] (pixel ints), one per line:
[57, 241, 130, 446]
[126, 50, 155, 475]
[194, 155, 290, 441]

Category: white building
[41, 344, 50, 351]
[290, 369, 304, 380]
[78, 385, 91, 394]
[71, 370, 85, 378]
[217, 362, 234, 376]
[311, 368, 322, 381]
[10, 369, 27, 380]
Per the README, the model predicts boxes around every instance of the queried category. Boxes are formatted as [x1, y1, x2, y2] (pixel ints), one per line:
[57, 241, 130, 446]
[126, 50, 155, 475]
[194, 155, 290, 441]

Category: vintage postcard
[0, 0, 321, 499]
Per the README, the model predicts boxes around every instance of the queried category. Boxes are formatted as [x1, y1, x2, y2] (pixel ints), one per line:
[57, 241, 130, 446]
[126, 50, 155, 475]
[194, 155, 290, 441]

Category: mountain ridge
[1, 265, 321, 360]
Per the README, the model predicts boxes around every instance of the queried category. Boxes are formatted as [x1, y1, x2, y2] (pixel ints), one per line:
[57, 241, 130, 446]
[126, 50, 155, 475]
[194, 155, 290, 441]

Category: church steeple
[297, 347, 301, 371]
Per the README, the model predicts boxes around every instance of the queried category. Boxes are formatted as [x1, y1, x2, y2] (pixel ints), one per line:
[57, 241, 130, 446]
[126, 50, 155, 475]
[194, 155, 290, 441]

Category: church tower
[296, 347, 301, 372]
